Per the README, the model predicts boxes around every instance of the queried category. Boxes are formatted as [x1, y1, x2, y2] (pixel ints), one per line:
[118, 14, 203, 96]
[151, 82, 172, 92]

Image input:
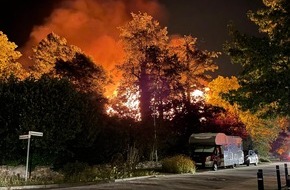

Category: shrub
[259, 156, 271, 163]
[61, 161, 98, 182]
[30, 166, 64, 184]
[161, 155, 195, 174]
[94, 165, 115, 180]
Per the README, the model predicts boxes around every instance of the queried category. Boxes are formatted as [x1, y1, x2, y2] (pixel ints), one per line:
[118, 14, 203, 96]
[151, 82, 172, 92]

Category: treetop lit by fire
[108, 12, 220, 122]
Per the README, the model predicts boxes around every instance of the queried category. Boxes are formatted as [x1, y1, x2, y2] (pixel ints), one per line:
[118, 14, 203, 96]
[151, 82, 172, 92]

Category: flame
[191, 89, 204, 97]
[107, 88, 207, 120]
[20, 0, 167, 98]
[106, 90, 141, 121]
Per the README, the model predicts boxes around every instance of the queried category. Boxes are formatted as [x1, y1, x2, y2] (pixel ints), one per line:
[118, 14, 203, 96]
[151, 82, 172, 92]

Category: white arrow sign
[29, 131, 43, 137]
[19, 135, 30, 139]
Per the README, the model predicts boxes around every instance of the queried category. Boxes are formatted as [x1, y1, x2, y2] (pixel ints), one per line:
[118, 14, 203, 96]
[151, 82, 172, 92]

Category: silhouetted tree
[224, 0, 290, 117]
[0, 75, 106, 166]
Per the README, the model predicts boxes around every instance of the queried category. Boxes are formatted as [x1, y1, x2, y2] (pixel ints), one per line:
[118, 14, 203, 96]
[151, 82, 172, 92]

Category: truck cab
[190, 144, 223, 170]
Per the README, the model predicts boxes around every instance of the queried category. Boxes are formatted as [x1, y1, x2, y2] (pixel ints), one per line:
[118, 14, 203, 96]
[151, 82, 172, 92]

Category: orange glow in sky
[19, 0, 166, 98]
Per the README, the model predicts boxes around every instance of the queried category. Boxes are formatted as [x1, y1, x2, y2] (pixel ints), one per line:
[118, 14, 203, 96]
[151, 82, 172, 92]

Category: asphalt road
[47, 161, 290, 190]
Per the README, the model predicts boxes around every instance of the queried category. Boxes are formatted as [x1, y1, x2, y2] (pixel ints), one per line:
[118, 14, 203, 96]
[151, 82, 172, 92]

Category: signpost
[19, 131, 43, 181]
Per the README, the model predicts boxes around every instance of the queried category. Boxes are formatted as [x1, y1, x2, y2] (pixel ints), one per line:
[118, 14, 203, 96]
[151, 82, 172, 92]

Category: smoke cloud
[21, 0, 167, 97]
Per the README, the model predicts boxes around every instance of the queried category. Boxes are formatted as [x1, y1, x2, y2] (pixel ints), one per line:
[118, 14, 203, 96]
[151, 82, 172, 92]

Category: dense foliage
[30, 32, 109, 95]
[117, 12, 219, 124]
[0, 31, 26, 80]
[0, 75, 106, 166]
[29, 32, 82, 78]
[224, 0, 290, 118]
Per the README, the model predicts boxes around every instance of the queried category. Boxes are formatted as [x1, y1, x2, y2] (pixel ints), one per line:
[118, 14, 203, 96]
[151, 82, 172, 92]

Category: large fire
[17, 0, 209, 120]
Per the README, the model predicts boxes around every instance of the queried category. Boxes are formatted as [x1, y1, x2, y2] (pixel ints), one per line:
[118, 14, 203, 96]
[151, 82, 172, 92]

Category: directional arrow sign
[29, 131, 43, 137]
[19, 135, 30, 139]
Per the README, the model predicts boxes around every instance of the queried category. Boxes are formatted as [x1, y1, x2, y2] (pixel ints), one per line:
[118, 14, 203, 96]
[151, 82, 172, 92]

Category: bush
[259, 156, 271, 163]
[161, 155, 195, 174]
[0, 165, 63, 187]
[61, 162, 98, 182]
[0, 168, 23, 187]
[31, 166, 64, 184]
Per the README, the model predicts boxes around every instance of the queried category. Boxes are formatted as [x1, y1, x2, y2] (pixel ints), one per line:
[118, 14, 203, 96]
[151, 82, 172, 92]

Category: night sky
[0, 0, 264, 77]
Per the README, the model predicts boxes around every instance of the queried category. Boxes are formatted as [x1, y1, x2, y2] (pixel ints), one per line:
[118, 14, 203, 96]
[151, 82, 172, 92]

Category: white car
[244, 150, 259, 166]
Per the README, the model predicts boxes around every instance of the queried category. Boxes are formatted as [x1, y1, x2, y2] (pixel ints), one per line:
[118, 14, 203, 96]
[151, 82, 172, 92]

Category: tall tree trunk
[139, 61, 152, 125]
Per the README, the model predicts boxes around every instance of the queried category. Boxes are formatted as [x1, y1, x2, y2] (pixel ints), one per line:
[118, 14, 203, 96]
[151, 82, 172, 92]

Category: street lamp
[19, 131, 43, 181]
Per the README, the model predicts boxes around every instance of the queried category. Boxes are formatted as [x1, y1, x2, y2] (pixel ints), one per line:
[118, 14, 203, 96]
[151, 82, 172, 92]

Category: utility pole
[153, 111, 158, 162]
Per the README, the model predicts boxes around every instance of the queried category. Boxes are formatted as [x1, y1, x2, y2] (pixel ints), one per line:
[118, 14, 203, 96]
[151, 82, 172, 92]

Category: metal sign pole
[19, 131, 43, 182]
[25, 137, 31, 181]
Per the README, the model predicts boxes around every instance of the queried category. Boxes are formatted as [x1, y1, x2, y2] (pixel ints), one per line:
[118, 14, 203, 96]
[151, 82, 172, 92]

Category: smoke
[20, 0, 167, 97]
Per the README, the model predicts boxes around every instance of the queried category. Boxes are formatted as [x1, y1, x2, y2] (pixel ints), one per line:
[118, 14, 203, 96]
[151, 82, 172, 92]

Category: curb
[0, 184, 63, 190]
[114, 175, 162, 182]
[0, 176, 160, 190]
[0, 182, 105, 190]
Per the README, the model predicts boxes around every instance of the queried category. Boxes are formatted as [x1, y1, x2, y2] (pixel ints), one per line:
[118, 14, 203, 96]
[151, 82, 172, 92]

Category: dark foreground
[1, 161, 289, 190]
